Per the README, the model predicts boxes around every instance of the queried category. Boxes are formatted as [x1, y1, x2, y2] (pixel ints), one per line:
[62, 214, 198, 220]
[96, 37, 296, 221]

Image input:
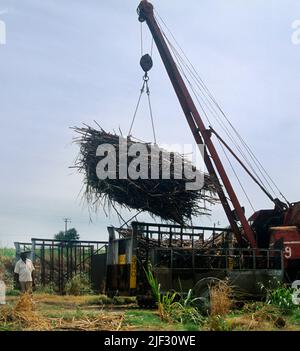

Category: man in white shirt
[14, 252, 35, 293]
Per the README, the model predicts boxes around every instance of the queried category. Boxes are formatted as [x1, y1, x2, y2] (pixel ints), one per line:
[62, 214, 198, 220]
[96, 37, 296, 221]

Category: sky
[0, 0, 299, 247]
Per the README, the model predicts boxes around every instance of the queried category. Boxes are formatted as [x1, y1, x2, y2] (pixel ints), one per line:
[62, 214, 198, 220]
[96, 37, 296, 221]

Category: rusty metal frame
[30, 238, 107, 294]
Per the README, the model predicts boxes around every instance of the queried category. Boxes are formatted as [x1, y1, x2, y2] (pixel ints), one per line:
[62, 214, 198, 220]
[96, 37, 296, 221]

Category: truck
[105, 1, 300, 306]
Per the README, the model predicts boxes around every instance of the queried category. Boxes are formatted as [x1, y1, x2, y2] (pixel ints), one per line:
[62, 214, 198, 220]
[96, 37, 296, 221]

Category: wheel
[192, 277, 222, 315]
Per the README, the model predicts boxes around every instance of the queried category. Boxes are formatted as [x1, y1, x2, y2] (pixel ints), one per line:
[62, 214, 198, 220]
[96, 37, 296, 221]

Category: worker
[14, 252, 35, 294]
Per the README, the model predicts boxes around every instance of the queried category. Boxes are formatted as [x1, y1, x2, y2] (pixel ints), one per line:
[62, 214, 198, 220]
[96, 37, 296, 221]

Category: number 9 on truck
[284, 246, 292, 259]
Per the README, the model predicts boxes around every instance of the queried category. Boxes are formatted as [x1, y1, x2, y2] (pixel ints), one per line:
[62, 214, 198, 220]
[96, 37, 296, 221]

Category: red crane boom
[137, 0, 257, 248]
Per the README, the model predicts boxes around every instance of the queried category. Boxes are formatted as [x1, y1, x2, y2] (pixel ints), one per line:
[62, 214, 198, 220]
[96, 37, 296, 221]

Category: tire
[192, 277, 222, 315]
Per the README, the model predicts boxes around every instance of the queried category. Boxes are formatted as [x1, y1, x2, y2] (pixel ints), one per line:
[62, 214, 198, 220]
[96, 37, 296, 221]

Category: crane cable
[156, 12, 275, 197]
[128, 78, 146, 137]
[164, 37, 274, 199]
[118, 24, 155, 228]
[155, 11, 289, 205]
[166, 34, 256, 212]
[146, 78, 157, 144]
[157, 21, 256, 211]
[155, 12, 277, 194]
[166, 15, 289, 204]
[140, 22, 144, 56]
[128, 23, 157, 144]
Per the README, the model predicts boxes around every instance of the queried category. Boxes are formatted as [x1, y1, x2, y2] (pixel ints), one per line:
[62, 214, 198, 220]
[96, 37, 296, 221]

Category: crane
[137, 0, 300, 281]
[104, 2, 300, 300]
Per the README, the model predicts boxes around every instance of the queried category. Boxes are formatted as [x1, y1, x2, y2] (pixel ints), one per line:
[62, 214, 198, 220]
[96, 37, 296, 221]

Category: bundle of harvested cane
[72, 125, 219, 224]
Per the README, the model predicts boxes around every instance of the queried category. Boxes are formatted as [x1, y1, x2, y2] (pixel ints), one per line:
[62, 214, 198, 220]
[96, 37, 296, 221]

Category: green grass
[0, 325, 17, 331]
[2, 293, 300, 331]
[124, 310, 171, 330]
[287, 309, 300, 325]
[6, 289, 20, 296]
[124, 309, 201, 331]
[41, 309, 100, 320]
[0, 248, 15, 258]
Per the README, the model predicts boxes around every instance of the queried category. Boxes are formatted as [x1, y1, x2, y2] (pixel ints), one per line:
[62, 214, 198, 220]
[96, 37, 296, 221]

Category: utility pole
[63, 218, 72, 235]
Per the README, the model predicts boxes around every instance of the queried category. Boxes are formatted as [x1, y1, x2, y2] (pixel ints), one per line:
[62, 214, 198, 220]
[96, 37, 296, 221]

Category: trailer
[106, 222, 284, 306]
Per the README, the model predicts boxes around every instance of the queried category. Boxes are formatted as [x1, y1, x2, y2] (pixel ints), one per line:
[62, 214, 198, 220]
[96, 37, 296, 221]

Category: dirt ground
[1, 294, 300, 331]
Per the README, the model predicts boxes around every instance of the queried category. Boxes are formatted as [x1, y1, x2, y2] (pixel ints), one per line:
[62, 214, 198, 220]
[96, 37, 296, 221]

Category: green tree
[54, 228, 80, 241]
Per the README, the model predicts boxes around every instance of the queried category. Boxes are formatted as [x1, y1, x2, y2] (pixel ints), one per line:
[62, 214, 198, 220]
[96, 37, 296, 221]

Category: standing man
[14, 252, 35, 293]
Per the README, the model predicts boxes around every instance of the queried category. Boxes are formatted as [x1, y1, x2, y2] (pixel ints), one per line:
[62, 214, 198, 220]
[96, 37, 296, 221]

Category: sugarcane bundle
[72, 125, 219, 224]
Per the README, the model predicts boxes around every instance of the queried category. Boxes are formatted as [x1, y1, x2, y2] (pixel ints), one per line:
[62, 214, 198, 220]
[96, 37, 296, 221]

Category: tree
[54, 228, 80, 241]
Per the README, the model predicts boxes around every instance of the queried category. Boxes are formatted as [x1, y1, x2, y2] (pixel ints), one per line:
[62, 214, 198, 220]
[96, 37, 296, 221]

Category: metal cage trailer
[105, 222, 284, 306]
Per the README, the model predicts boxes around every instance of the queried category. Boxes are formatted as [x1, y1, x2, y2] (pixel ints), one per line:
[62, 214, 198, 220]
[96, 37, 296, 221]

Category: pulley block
[140, 54, 153, 73]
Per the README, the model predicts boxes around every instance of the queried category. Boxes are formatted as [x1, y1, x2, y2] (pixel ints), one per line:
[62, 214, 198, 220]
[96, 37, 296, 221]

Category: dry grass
[32, 294, 95, 305]
[251, 305, 281, 322]
[207, 285, 289, 331]
[0, 293, 124, 331]
[210, 280, 233, 316]
[250, 305, 286, 328]
[51, 313, 124, 331]
[2, 293, 298, 331]
[225, 309, 286, 331]
[14, 293, 35, 312]
[0, 293, 51, 331]
[217, 304, 288, 331]
[225, 316, 265, 330]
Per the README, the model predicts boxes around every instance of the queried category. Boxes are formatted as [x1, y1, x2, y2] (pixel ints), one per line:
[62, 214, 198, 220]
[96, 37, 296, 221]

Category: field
[1, 248, 300, 331]
[0, 248, 15, 258]
[0, 293, 300, 331]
